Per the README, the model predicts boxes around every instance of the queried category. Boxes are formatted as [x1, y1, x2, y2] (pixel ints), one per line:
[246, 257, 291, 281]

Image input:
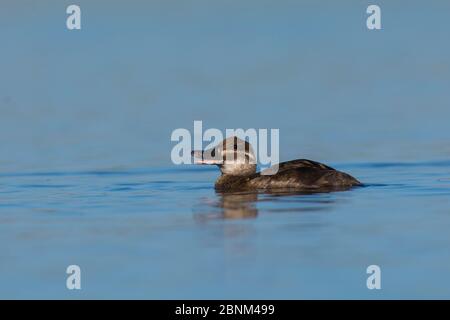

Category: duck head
[191, 136, 257, 176]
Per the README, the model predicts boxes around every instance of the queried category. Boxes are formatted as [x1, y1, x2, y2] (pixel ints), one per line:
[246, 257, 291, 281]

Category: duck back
[215, 159, 361, 192]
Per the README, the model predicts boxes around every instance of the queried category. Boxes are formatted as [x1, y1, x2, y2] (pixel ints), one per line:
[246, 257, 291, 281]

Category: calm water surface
[1, 1, 450, 299]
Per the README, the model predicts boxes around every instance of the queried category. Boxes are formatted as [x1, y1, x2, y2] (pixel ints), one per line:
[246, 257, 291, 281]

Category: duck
[191, 136, 362, 192]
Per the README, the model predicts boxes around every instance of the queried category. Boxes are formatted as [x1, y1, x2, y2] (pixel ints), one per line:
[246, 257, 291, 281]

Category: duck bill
[191, 150, 222, 165]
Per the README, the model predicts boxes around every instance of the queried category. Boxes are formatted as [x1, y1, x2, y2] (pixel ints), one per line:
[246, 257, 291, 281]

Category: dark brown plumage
[192, 136, 362, 193]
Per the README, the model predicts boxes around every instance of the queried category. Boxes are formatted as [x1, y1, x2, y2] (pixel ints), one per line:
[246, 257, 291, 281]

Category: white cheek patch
[220, 163, 240, 175]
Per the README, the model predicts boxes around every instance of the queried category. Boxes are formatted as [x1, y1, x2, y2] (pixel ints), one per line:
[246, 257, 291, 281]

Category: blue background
[1, 0, 450, 299]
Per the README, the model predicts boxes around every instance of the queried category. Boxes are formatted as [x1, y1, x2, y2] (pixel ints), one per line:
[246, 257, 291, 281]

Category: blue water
[1, 162, 450, 299]
[1, 1, 450, 299]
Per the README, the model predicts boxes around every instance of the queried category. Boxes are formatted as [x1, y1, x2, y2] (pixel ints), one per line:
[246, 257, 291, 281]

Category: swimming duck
[192, 136, 361, 192]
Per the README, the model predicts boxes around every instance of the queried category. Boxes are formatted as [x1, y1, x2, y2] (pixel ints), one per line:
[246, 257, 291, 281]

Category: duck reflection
[193, 189, 344, 221]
